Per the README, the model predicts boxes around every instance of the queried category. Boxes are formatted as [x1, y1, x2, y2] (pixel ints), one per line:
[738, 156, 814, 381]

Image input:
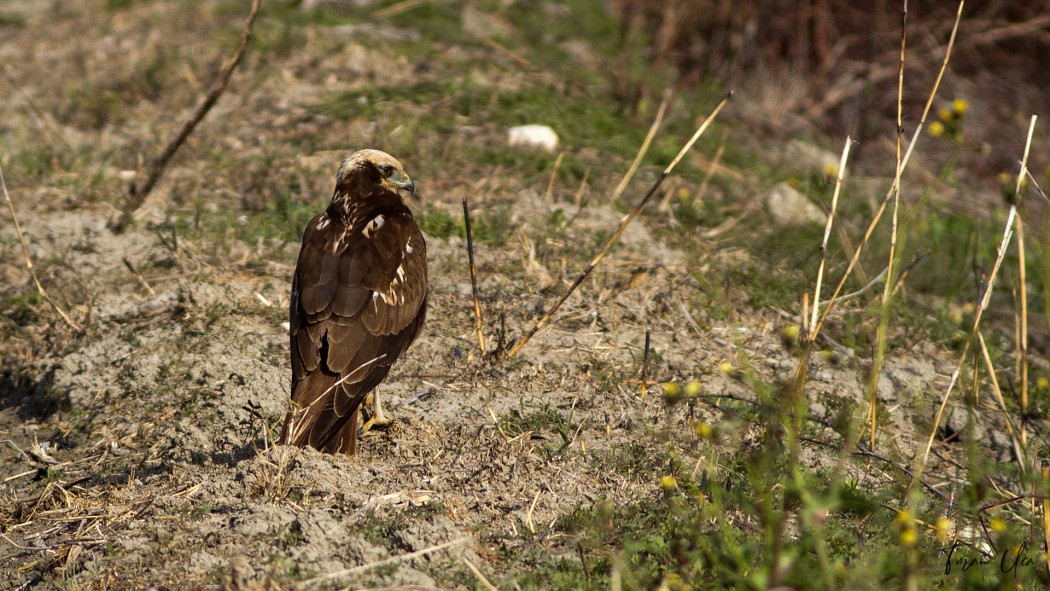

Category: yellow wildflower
[935, 517, 951, 545]
[660, 475, 678, 491]
[695, 422, 713, 439]
[900, 528, 917, 547]
[895, 510, 912, 525]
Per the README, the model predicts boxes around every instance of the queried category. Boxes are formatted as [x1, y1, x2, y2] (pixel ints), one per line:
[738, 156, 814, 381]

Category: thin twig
[122, 257, 156, 297]
[525, 490, 541, 534]
[462, 557, 500, 591]
[975, 331, 1025, 466]
[817, 267, 887, 308]
[488, 407, 510, 443]
[300, 537, 469, 586]
[463, 197, 486, 354]
[507, 91, 733, 358]
[914, 114, 1037, 487]
[639, 330, 651, 398]
[613, 92, 670, 200]
[0, 164, 80, 330]
[112, 0, 263, 232]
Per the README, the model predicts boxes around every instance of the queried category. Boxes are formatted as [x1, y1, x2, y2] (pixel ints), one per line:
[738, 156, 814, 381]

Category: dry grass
[507, 91, 732, 357]
[0, 165, 79, 331]
[917, 114, 1039, 484]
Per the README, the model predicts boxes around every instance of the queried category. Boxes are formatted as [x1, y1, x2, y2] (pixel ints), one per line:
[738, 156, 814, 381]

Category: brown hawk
[279, 149, 428, 454]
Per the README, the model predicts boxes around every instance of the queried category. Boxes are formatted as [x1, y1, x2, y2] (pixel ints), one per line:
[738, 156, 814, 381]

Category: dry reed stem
[461, 557, 500, 591]
[300, 536, 469, 586]
[975, 331, 1025, 466]
[811, 0, 964, 339]
[525, 490, 540, 534]
[808, 136, 853, 333]
[544, 151, 564, 206]
[612, 93, 670, 200]
[113, 0, 262, 232]
[1015, 214, 1029, 446]
[790, 136, 851, 418]
[865, 0, 909, 450]
[913, 114, 1038, 486]
[481, 36, 533, 70]
[487, 407, 510, 443]
[1042, 461, 1050, 573]
[462, 197, 486, 354]
[0, 164, 80, 331]
[801, 292, 810, 334]
[507, 91, 733, 358]
[373, 0, 423, 19]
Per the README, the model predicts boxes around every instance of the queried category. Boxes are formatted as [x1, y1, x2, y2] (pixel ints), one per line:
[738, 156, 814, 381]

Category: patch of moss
[417, 204, 511, 247]
[0, 11, 26, 26]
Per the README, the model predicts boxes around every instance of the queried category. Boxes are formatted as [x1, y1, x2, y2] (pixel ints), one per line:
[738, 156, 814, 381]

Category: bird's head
[335, 149, 415, 198]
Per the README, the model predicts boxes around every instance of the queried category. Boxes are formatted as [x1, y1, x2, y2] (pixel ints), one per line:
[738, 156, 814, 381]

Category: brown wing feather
[280, 202, 427, 454]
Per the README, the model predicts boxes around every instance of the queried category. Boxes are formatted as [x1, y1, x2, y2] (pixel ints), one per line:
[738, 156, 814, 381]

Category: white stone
[508, 125, 559, 152]
[766, 182, 826, 226]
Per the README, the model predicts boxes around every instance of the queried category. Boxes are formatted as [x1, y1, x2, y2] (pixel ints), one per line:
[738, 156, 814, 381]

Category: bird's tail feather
[279, 372, 364, 454]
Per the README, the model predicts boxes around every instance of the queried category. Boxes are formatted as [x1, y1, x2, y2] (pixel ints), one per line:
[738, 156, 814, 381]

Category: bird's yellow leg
[361, 388, 394, 431]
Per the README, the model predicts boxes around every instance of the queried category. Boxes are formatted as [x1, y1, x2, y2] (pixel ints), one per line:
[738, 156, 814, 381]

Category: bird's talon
[361, 391, 395, 432]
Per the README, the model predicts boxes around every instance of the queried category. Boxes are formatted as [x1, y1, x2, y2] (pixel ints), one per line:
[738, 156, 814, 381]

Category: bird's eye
[378, 163, 394, 176]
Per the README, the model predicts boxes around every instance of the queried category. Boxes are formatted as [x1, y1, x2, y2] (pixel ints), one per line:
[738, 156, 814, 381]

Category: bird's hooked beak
[391, 171, 416, 198]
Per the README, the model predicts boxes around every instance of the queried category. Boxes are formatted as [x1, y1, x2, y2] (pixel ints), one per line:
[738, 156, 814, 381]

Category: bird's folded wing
[290, 211, 427, 406]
